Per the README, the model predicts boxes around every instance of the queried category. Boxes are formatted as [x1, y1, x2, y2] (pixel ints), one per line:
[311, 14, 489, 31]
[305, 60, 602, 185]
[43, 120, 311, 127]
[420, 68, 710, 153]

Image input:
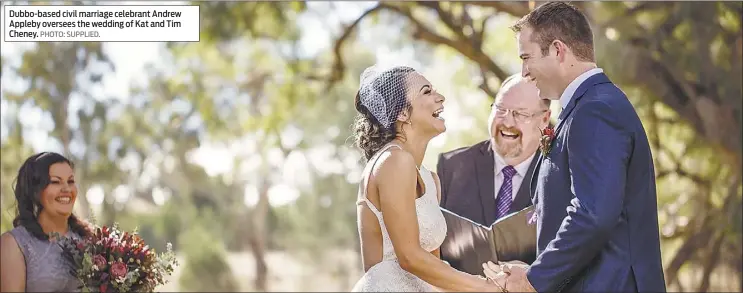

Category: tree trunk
[247, 179, 270, 291]
[100, 186, 117, 226]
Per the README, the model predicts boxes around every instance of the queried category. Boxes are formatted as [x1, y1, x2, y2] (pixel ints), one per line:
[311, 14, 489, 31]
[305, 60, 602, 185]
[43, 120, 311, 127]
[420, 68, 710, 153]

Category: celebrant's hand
[483, 261, 537, 292]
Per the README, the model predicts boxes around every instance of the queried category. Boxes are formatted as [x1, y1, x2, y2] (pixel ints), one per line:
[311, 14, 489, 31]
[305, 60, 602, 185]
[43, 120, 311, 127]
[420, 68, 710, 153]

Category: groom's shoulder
[439, 140, 489, 162]
[587, 78, 628, 102]
[582, 82, 635, 114]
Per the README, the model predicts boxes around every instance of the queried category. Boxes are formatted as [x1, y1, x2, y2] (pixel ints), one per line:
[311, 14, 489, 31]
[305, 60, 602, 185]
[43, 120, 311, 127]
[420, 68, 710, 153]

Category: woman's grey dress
[9, 226, 82, 292]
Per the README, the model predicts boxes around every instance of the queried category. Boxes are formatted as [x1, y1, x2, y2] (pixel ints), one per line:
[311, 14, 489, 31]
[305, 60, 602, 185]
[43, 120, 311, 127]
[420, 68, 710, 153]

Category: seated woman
[1, 152, 93, 292]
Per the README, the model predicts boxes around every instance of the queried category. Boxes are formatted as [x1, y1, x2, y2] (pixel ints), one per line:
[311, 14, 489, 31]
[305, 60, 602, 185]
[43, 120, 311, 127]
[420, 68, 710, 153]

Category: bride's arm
[376, 151, 499, 292]
[430, 248, 450, 292]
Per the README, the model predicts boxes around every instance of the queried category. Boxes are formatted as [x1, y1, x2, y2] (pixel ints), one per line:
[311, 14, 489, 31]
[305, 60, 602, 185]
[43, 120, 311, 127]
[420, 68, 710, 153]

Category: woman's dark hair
[353, 66, 416, 160]
[12, 152, 92, 240]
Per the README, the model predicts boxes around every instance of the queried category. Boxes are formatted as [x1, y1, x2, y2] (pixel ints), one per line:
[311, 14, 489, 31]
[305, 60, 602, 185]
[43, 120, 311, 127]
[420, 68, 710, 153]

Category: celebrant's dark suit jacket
[527, 73, 666, 292]
[437, 140, 538, 268]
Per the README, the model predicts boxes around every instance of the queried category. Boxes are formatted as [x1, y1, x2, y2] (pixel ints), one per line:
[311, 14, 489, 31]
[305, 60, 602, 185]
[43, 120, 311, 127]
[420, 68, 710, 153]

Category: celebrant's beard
[494, 125, 524, 159]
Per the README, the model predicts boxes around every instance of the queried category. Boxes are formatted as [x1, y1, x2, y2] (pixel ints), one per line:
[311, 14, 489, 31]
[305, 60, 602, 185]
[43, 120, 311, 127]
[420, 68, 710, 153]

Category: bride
[350, 65, 502, 292]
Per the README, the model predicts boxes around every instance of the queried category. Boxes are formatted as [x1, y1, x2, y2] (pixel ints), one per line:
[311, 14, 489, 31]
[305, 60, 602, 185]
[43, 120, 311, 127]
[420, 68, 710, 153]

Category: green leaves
[196, 1, 305, 44]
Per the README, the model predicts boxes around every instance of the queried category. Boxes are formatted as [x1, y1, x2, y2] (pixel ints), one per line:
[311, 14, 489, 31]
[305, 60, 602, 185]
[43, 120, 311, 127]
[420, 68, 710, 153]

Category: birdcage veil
[357, 64, 417, 129]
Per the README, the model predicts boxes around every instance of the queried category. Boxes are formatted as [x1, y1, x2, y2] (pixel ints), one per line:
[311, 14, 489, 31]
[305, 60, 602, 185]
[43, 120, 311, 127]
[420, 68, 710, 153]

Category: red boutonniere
[539, 127, 555, 156]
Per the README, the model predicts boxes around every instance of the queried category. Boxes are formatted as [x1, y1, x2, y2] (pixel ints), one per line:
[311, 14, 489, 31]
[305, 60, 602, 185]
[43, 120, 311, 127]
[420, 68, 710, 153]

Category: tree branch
[430, 2, 484, 55]
[702, 179, 743, 291]
[459, 1, 531, 17]
[664, 214, 714, 286]
[424, 2, 464, 42]
[475, 14, 495, 49]
[612, 3, 742, 166]
[697, 231, 725, 291]
[478, 67, 498, 100]
[599, 2, 669, 29]
[638, 53, 701, 127]
[380, 3, 510, 82]
[325, 4, 385, 91]
[668, 178, 742, 289]
[328, 2, 512, 98]
[675, 168, 712, 190]
[460, 4, 476, 42]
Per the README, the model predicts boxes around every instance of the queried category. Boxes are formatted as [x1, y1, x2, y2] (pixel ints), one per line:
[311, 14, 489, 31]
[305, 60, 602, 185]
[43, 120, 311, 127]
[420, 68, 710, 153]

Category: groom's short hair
[511, 1, 595, 62]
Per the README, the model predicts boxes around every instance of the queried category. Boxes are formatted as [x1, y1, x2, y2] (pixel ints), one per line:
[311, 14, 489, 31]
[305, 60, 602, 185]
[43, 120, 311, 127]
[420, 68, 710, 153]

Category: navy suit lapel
[476, 141, 497, 225]
[529, 153, 543, 205]
[528, 73, 612, 203]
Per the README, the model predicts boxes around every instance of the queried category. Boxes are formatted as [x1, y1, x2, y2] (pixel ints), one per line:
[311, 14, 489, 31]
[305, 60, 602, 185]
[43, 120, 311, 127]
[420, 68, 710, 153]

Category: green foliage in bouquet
[55, 223, 179, 292]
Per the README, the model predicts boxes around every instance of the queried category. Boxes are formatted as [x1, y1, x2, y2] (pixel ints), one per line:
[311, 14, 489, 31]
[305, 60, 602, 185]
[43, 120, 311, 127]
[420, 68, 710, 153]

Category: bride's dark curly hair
[12, 152, 93, 240]
[353, 66, 416, 160]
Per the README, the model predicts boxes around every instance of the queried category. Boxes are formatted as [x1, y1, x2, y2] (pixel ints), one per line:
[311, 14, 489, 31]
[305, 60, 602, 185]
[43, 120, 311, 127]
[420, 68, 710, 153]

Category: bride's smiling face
[398, 72, 446, 136]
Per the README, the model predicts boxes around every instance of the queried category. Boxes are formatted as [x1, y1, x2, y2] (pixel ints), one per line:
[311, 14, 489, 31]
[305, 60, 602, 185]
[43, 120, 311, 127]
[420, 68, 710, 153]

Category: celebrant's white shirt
[493, 151, 535, 201]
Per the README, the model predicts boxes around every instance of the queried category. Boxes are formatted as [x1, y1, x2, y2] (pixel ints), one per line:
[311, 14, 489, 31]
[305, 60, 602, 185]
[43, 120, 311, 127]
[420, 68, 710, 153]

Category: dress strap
[357, 144, 403, 216]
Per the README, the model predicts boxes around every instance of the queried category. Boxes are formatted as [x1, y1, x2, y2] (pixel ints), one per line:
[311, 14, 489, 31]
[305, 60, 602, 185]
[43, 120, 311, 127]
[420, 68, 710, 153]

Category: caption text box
[3, 5, 200, 42]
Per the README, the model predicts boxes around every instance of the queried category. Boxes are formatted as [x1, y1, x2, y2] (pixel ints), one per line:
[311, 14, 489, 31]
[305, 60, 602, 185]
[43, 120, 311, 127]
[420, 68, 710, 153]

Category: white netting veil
[357, 64, 417, 129]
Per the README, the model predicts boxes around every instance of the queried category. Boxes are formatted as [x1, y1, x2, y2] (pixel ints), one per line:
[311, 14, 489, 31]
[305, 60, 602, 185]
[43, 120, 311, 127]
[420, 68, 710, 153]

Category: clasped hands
[482, 260, 537, 292]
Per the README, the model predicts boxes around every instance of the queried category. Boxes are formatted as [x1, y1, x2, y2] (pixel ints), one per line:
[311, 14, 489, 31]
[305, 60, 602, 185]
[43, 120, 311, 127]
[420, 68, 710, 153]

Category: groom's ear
[552, 40, 569, 62]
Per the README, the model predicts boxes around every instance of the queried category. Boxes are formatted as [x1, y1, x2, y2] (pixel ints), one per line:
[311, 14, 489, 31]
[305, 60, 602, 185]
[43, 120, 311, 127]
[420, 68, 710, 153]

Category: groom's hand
[482, 261, 537, 292]
[481, 264, 508, 292]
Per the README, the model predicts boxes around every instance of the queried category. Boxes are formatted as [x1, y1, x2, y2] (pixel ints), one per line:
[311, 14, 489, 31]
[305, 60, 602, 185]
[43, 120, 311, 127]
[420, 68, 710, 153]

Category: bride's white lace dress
[352, 144, 448, 292]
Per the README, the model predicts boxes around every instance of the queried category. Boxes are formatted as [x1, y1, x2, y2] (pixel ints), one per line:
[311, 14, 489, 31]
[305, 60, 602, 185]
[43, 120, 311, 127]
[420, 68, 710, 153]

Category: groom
[484, 2, 666, 292]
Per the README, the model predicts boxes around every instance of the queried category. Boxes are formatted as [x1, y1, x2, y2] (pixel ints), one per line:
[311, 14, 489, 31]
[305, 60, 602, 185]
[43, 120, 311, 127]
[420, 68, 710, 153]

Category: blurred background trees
[1, 1, 740, 291]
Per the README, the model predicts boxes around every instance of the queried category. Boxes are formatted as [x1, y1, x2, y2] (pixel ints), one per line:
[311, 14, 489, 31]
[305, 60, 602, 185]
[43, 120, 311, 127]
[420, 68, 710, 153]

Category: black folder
[439, 205, 537, 276]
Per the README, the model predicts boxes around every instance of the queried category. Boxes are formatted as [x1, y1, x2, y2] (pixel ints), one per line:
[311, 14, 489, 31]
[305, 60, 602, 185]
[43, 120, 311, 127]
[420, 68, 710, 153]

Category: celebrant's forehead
[495, 78, 541, 112]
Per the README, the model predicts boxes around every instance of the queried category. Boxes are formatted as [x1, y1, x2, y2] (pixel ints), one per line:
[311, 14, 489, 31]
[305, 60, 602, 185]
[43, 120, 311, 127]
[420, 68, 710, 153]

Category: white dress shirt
[493, 152, 536, 201]
[559, 68, 604, 109]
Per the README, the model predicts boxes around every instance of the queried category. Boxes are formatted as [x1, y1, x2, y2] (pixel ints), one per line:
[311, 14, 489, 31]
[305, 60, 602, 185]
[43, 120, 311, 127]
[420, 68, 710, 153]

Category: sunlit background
[1, 1, 741, 292]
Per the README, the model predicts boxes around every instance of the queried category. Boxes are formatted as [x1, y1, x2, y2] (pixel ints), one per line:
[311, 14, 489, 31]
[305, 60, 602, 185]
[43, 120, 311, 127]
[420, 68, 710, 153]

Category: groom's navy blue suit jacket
[527, 73, 666, 292]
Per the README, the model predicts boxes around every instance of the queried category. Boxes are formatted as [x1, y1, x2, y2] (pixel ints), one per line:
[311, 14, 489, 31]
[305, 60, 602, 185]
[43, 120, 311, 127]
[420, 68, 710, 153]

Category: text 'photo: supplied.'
[3, 4, 200, 42]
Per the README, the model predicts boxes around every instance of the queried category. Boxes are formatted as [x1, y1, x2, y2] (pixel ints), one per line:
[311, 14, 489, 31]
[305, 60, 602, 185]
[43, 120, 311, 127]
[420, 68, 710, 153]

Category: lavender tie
[496, 166, 517, 219]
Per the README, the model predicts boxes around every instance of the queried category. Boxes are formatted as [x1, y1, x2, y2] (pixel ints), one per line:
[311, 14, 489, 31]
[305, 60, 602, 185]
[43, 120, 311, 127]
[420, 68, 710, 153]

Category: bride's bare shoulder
[372, 147, 415, 176]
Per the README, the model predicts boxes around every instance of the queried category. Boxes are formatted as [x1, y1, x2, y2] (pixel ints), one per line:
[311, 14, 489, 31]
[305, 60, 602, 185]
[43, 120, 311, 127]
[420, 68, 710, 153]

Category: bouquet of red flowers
[54, 224, 178, 292]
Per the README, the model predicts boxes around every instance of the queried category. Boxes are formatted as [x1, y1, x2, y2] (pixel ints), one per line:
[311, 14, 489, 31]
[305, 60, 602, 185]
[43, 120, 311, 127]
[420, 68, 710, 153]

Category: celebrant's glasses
[492, 105, 547, 124]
